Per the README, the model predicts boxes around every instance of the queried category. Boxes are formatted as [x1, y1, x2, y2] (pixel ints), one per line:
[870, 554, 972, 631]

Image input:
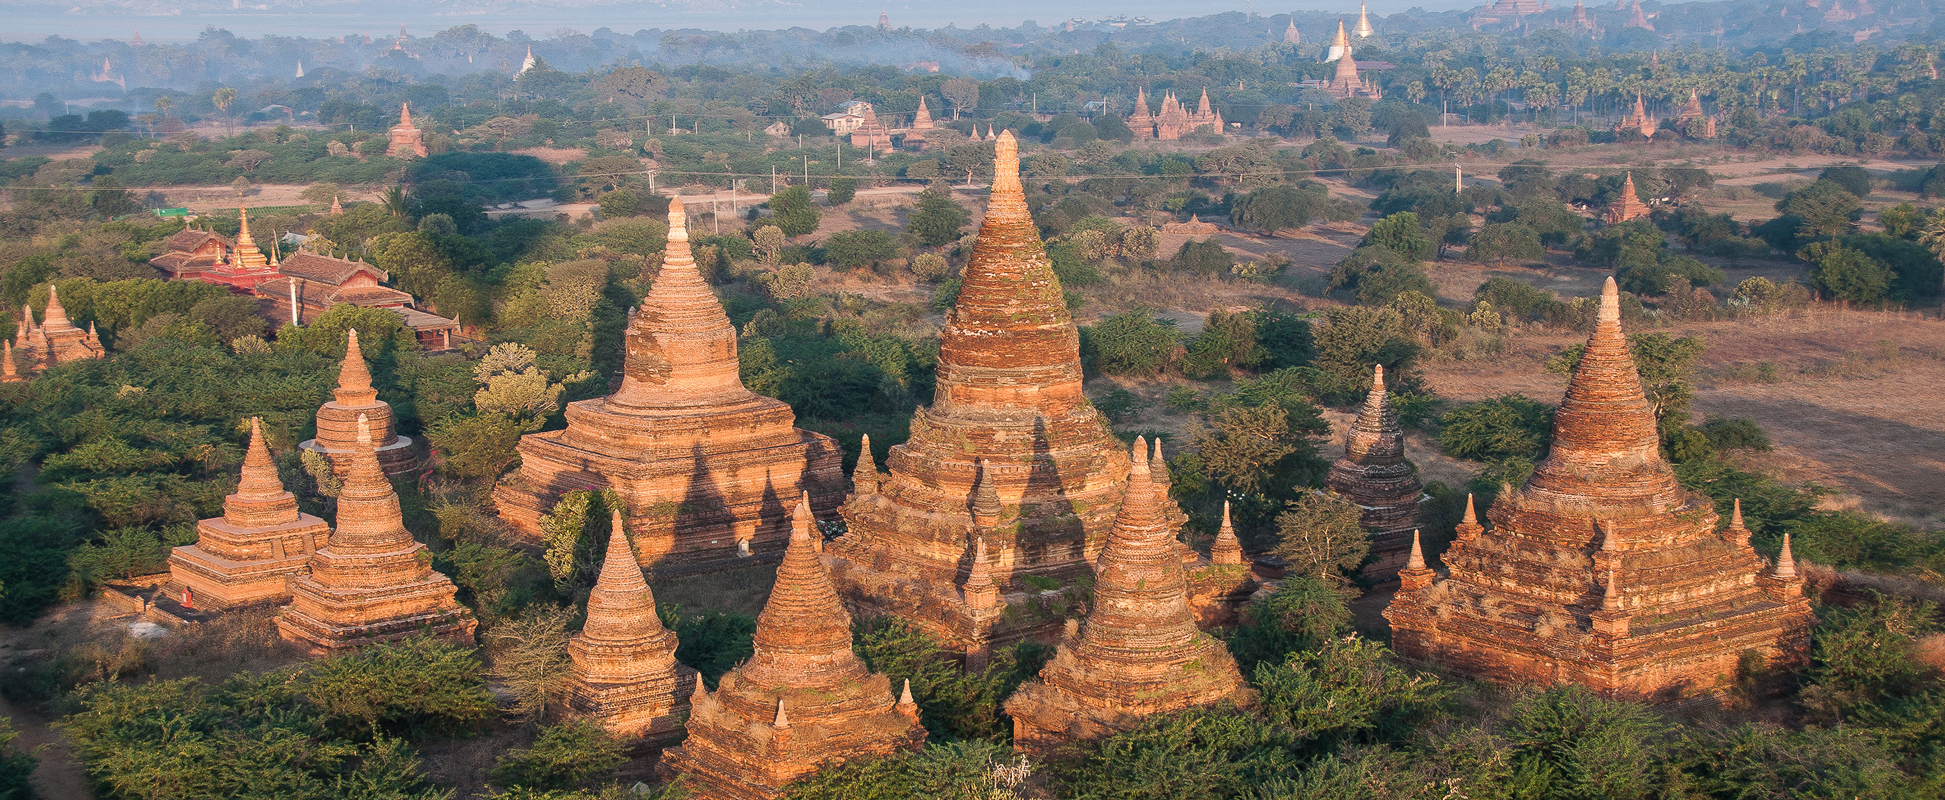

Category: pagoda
[1385, 279, 1812, 702]
[825, 131, 1131, 659]
[1354, 1, 1377, 37]
[1326, 366, 1423, 581]
[494, 198, 844, 565]
[301, 329, 419, 477]
[1127, 87, 1156, 138]
[21, 286, 104, 371]
[1328, 53, 1383, 99]
[166, 418, 331, 610]
[1005, 438, 1252, 750]
[1283, 17, 1301, 43]
[661, 495, 926, 800]
[563, 508, 698, 741]
[1604, 172, 1653, 225]
[2, 341, 20, 383]
[1326, 19, 1352, 61]
[385, 103, 428, 159]
[199, 208, 282, 291]
[278, 414, 474, 653]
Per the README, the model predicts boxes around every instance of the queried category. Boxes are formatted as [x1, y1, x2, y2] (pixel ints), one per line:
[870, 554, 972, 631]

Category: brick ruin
[824, 130, 1133, 659]
[564, 509, 699, 742]
[1326, 365, 1426, 583]
[494, 197, 844, 566]
[1385, 278, 1812, 702]
[660, 495, 926, 800]
[165, 417, 330, 610]
[1005, 438, 1252, 749]
[301, 329, 419, 478]
[277, 414, 475, 653]
[9, 285, 104, 377]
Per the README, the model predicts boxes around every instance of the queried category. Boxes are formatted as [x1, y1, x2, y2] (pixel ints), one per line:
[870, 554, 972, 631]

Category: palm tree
[381, 184, 409, 218]
[212, 87, 237, 137]
[154, 95, 173, 119]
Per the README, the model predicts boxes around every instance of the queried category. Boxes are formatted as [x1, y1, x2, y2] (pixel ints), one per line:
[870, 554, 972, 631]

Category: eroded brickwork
[1327, 365, 1425, 582]
[166, 418, 330, 610]
[1385, 278, 1811, 702]
[563, 509, 697, 741]
[495, 198, 843, 565]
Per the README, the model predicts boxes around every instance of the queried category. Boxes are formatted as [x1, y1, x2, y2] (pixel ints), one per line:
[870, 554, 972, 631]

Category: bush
[1171, 238, 1235, 276]
[491, 720, 627, 792]
[853, 617, 1049, 743]
[1252, 636, 1452, 755]
[781, 740, 1023, 800]
[1474, 276, 1564, 322]
[1362, 212, 1434, 262]
[1616, 255, 1726, 295]
[0, 718, 35, 800]
[301, 635, 495, 739]
[1437, 395, 1554, 462]
[1225, 577, 1354, 674]
[1805, 596, 1939, 716]
[1698, 417, 1771, 452]
[907, 189, 970, 247]
[767, 186, 821, 236]
[1082, 311, 1179, 377]
[826, 176, 858, 205]
[666, 608, 756, 688]
[1819, 166, 1874, 198]
[1801, 242, 1894, 303]
[1496, 686, 1668, 800]
[824, 229, 899, 271]
[1465, 223, 1544, 264]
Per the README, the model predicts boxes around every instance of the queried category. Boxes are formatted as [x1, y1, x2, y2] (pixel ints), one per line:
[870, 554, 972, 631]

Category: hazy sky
[3, 0, 1476, 42]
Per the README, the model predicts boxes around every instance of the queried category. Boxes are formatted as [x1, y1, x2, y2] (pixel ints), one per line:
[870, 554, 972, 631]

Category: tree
[1083, 311, 1179, 377]
[1779, 181, 1863, 241]
[1310, 307, 1419, 403]
[827, 176, 858, 205]
[767, 185, 821, 236]
[592, 65, 669, 108]
[427, 413, 523, 483]
[907, 188, 970, 247]
[825, 229, 899, 271]
[301, 636, 497, 738]
[1363, 212, 1434, 262]
[1172, 239, 1235, 275]
[940, 78, 980, 119]
[1437, 395, 1555, 461]
[368, 231, 455, 300]
[491, 720, 626, 792]
[1802, 242, 1893, 303]
[1818, 166, 1873, 198]
[381, 184, 411, 219]
[212, 86, 237, 137]
[1466, 223, 1544, 264]
[1232, 185, 1326, 233]
[473, 342, 587, 430]
[482, 605, 576, 723]
[1274, 490, 1370, 584]
[752, 225, 786, 265]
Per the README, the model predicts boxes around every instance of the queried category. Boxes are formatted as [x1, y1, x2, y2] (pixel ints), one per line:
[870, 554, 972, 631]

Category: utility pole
[772, 164, 777, 193]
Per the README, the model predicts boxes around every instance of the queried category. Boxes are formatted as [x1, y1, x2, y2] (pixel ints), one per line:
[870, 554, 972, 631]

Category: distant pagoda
[166, 418, 330, 610]
[385, 102, 428, 159]
[1326, 365, 1424, 582]
[300, 329, 419, 477]
[1385, 279, 1812, 702]
[1604, 172, 1653, 225]
[1005, 438, 1252, 749]
[825, 132, 1132, 660]
[661, 495, 925, 800]
[494, 198, 844, 565]
[277, 414, 475, 653]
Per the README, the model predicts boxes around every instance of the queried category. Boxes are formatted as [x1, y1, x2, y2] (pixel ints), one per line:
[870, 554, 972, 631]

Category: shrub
[1363, 212, 1434, 262]
[491, 720, 627, 791]
[666, 608, 756, 688]
[1082, 311, 1179, 377]
[907, 189, 970, 247]
[826, 176, 858, 205]
[0, 718, 35, 800]
[1171, 238, 1235, 276]
[1497, 686, 1668, 800]
[1437, 395, 1554, 462]
[1252, 636, 1452, 755]
[781, 740, 1024, 800]
[1804, 596, 1939, 717]
[1819, 166, 1874, 198]
[1092, 388, 1143, 423]
[824, 229, 899, 271]
[767, 186, 821, 236]
[301, 635, 495, 739]
[1225, 577, 1354, 674]
[1801, 242, 1894, 303]
[1466, 223, 1544, 264]
[1698, 417, 1771, 452]
[853, 617, 1049, 743]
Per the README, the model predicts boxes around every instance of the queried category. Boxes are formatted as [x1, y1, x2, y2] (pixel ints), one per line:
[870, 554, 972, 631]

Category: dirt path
[0, 683, 92, 800]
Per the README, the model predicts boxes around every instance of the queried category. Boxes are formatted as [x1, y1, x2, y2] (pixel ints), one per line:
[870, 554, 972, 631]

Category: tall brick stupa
[563, 509, 698, 741]
[278, 415, 475, 653]
[660, 495, 926, 800]
[1385, 278, 1812, 701]
[495, 197, 843, 565]
[1005, 438, 1251, 750]
[1327, 365, 1425, 582]
[826, 131, 1131, 658]
[166, 418, 330, 610]
[300, 329, 418, 477]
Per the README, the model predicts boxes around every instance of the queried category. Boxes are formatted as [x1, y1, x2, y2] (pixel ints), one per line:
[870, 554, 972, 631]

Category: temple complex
[1617, 93, 1657, 139]
[1005, 438, 1252, 750]
[193, 209, 283, 292]
[661, 495, 926, 800]
[150, 227, 234, 279]
[1128, 89, 1223, 140]
[1604, 172, 1653, 225]
[825, 131, 1131, 658]
[1385, 279, 1812, 702]
[1327, 366, 1423, 582]
[1676, 91, 1716, 139]
[278, 414, 475, 653]
[166, 418, 330, 610]
[15, 286, 104, 373]
[386, 102, 429, 159]
[1327, 53, 1384, 99]
[495, 198, 844, 565]
[301, 329, 419, 478]
[564, 509, 698, 741]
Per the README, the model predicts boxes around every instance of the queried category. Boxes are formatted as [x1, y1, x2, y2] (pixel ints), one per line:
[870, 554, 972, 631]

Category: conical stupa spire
[741, 493, 868, 688]
[610, 195, 751, 407]
[1601, 567, 1622, 611]
[1343, 364, 1404, 465]
[235, 417, 288, 499]
[1462, 493, 1478, 525]
[1212, 500, 1244, 565]
[963, 535, 997, 609]
[1075, 436, 1197, 651]
[1, 341, 15, 382]
[1150, 438, 1170, 491]
[399, 101, 412, 127]
[773, 698, 790, 728]
[896, 678, 918, 716]
[1773, 533, 1797, 579]
[852, 434, 881, 496]
[1354, 0, 1376, 36]
[1332, 18, 1351, 47]
[580, 508, 672, 643]
[333, 329, 378, 405]
[970, 459, 1002, 523]
[327, 414, 414, 553]
[1524, 277, 1672, 511]
[42, 284, 70, 328]
[1406, 529, 1426, 572]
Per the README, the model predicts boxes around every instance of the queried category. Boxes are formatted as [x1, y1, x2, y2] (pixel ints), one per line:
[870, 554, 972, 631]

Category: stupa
[495, 198, 844, 565]
[825, 131, 1131, 659]
[385, 102, 429, 159]
[300, 329, 418, 477]
[1327, 366, 1424, 581]
[24, 286, 104, 370]
[1326, 18, 1353, 61]
[564, 509, 698, 741]
[660, 495, 926, 800]
[1604, 172, 1653, 224]
[166, 418, 331, 610]
[1385, 279, 1812, 702]
[277, 414, 475, 653]
[1005, 438, 1252, 750]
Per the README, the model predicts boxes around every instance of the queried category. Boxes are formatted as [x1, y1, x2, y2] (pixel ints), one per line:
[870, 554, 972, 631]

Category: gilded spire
[610, 195, 751, 407]
[1524, 277, 1673, 511]
[233, 208, 269, 269]
[333, 329, 378, 406]
[1331, 18, 1351, 47]
[1354, 0, 1376, 36]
